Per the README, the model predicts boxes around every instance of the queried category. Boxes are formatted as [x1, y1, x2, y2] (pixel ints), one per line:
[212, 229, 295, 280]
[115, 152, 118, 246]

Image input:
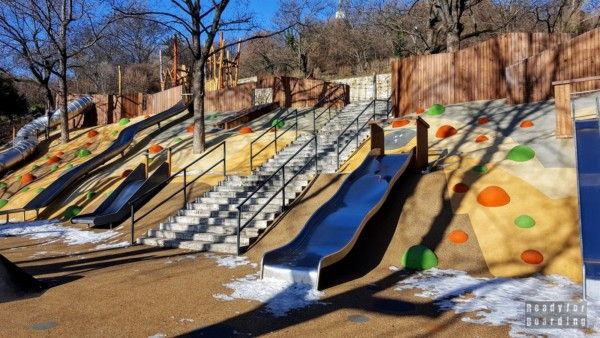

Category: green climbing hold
[208, 113, 218, 120]
[43, 155, 49, 160]
[15, 175, 22, 181]
[21, 187, 29, 193]
[173, 137, 183, 144]
[112, 130, 119, 137]
[271, 118, 285, 129]
[106, 191, 112, 197]
[77, 149, 92, 158]
[65, 163, 74, 169]
[35, 187, 45, 194]
[473, 164, 488, 173]
[507, 145, 535, 162]
[118, 118, 130, 126]
[50, 164, 59, 172]
[401, 245, 439, 270]
[31, 164, 40, 170]
[63, 205, 82, 220]
[0, 199, 7, 209]
[0, 182, 6, 190]
[427, 104, 445, 116]
[515, 215, 536, 228]
[86, 191, 97, 200]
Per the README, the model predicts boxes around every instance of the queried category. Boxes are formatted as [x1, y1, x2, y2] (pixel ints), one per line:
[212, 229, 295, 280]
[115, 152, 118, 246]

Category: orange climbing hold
[520, 120, 534, 128]
[435, 125, 457, 138]
[47, 156, 61, 164]
[475, 135, 489, 143]
[521, 250, 544, 264]
[186, 124, 194, 133]
[85, 142, 93, 147]
[415, 107, 426, 114]
[148, 144, 164, 154]
[478, 117, 489, 125]
[392, 119, 410, 128]
[453, 183, 469, 193]
[121, 169, 133, 178]
[448, 230, 469, 244]
[55, 151, 64, 157]
[240, 127, 253, 134]
[477, 186, 510, 207]
[20, 173, 36, 185]
[87, 130, 99, 138]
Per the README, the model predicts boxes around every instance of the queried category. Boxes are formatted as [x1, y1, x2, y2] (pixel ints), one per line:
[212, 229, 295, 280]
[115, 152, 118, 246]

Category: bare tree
[2, 0, 116, 143]
[0, 1, 57, 111]
[118, 1, 292, 154]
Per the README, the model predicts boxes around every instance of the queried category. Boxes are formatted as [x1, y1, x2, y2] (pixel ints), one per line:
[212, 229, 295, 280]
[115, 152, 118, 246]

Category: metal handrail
[250, 109, 299, 171]
[335, 100, 378, 169]
[236, 135, 318, 255]
[128, 141, 227, 245]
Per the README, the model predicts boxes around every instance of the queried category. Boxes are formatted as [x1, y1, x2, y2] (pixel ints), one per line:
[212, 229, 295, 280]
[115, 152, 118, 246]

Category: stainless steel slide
[0, 96, 94, 174]
[261, 150, 414, 289]
[24, 101, 189, 211]
[71, 162, 170, 227]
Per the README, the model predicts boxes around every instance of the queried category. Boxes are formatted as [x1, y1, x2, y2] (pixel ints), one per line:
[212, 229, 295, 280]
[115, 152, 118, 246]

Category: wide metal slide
[71, 162, 170, 227]
[261, 149, 414, 289]
[24, 101, 189, 211]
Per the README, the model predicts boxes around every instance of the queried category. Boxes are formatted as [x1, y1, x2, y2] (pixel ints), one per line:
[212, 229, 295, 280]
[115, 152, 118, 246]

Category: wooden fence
[506, 28, 600, 104]
[205, 83, 255, 112]
[391, 32, 571, 116]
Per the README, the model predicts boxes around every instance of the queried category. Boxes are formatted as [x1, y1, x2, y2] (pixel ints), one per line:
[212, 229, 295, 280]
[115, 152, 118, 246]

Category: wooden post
[554, 83, 573, 138]
[144, 154, 149, 178]
[117, 65, 122, 97]
[173, 35, 178, 87]
[369, 121, 384, 155]
[12, 126, 16, 140]
[167, 147, 172, 175]
[416, 117, 430, 171]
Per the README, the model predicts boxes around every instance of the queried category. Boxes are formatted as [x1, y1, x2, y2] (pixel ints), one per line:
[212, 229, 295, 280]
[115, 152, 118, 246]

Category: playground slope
[0, 107, 297, 222]
[0, 169, 508, 337]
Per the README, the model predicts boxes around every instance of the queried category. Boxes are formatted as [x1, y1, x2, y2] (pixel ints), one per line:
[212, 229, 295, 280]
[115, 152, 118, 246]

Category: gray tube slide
[261, 150, 414, 289]
[71, 162, 170, 227]
[0, 96, 94, 173]
[24, 101, 189, 211]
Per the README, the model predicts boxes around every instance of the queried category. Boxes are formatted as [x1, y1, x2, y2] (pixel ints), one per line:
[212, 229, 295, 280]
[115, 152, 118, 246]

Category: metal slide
[261, 150, 414, 289]
[24, 101, 189, 211]
[71, 162, 169, 227]
[574, 119, 600, 301]
[0, 96, 94, 174]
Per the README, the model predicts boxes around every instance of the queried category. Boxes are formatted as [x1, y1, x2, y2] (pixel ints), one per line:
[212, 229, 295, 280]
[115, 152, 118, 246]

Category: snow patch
[0, 220, 119, 245]
[394, 268, 599, 337]
[389, 265, 400, 271]
[148, 334, 166, 338]
[95, 241, 130, 250]
[205, 253, 257, 269]
[213, 272, 325, 317]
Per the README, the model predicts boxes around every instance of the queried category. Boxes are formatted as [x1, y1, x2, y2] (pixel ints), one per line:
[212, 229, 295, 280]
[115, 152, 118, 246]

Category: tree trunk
[59, 57, 69, 143]
[44, 84, 55, 111]
[192, 61, 206, 154]
[446, 28, 461, 52]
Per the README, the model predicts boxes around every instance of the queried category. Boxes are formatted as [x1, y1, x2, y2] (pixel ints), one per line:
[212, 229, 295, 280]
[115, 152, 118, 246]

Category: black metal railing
[128, 141, 227, 245]
[249, 108, 299, 171]
[236, 135, 318, 255]
[335, 100, 379, 169]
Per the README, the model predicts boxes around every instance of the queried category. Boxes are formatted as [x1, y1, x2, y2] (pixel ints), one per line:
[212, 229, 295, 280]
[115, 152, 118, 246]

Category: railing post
[356, 118, 359, 149]
[250, 142, 253, 172]
[372, 99, 376, 117]
[295, 109, 298, 139]
[314, 136, 318, 174]
[237, 208, 241, 256]
[313, 108, 317, 133]
[336, 136, 340, 170]
[182, 169, 187, 208]
[167, 148, 172, 175]
[223, 141, 227, 177]
[274, 126, 278, 153]
[130, 204, 135, 245]
[281, 166, 286, 208]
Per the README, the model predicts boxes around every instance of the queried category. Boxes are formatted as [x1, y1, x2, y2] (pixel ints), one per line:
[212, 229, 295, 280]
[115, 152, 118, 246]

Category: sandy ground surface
[0, 170, 509, 337]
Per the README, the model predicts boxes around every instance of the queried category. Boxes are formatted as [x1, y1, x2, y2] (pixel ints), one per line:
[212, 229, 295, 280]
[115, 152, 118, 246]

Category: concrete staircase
[138, 101, 388, 253]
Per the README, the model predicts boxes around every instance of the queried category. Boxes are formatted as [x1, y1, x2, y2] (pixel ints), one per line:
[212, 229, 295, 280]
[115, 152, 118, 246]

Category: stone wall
[332, 74, 391, 102]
